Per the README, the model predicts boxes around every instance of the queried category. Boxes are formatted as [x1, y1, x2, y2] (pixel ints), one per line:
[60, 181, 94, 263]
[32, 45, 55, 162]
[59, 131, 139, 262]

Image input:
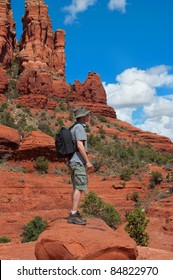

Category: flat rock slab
[35, 218, 138, 260]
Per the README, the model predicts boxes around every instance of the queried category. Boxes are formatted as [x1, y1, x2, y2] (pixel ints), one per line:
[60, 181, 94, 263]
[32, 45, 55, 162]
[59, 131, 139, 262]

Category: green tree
[20, 216, 47, 243]
[124, 207, 149, 246]
[81, 191, 121, 230]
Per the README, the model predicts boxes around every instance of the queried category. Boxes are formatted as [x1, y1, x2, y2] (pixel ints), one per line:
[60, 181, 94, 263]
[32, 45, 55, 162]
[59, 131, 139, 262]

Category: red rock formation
[35, 218, 138, 260]
[0, 67, 9, 95]
[16, 130, 56, 160]
[0, 125, 20, 157]
[17, 0, 66, 96]
[70, 72, 107, 104]
[15, 1, 116, 118]
[72, 101, 116, 118]
[0, 0, 16, 68]
[17, 67, 54, 95]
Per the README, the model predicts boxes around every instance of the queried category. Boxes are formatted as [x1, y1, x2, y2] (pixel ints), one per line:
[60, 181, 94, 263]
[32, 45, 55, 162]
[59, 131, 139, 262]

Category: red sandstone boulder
[35, 218, 138, 260]
[16, 130, 56, 160]
[137, 246, 173, 260]
[0, 125, 20, 157]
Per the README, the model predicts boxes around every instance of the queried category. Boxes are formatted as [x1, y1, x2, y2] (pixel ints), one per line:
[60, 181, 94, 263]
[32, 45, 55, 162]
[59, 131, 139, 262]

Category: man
[67, 106, 93, 225]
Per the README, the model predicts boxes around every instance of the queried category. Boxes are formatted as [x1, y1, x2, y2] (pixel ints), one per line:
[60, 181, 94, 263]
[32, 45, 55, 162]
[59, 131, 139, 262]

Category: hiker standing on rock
[67, 106, 93, 225]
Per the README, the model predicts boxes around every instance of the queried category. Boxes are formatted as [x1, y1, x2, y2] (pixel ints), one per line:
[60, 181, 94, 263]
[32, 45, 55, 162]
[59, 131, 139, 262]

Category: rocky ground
[0, 159, 173, 260]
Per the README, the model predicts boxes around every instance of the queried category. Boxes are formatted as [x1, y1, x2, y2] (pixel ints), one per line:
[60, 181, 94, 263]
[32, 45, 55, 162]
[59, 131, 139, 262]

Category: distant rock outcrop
[0, 0, 16, 98]
[17, 0, 66, 97]
[0, 0, 116, 118]
[19, 0, 65, 77]
[70, 72, 107, 104]
[35, 218, 138, 260]
[0, 0, 16, 69]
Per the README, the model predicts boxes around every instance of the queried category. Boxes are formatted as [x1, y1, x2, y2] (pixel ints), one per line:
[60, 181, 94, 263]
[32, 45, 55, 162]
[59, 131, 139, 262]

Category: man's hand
[86, 160, 93, 171]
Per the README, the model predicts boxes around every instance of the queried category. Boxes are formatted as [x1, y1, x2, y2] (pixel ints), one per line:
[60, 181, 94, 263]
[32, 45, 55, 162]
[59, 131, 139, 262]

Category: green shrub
[81, 191, 121, 230]
[16, 103, 22, 108]
[0, 102, 8, 112]
[148, 181, 156, 189]
[120, 167, 132, 181]
[166, 172, 173, 183]
[20, 216, 47, 243]
[124, 207, 149, 246]
[91, 156, 104, 172]
[150, 171, 163, 185]
[0, 236, 11, 243]
[88, 133, 101, 147]
[131, 191, 139, 202]
[38, 122, 54, 137]
[35, 156, 49, 173]
[0, 111, 16, 128]
[97, 115, 107, 123]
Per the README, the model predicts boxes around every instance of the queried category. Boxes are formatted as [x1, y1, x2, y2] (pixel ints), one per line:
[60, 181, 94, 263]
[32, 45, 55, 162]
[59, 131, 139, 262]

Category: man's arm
[77, 140, 93, 170]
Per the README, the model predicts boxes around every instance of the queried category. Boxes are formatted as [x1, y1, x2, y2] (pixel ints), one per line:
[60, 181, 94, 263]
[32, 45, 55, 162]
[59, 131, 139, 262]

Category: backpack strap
[69, 122, 83, 130]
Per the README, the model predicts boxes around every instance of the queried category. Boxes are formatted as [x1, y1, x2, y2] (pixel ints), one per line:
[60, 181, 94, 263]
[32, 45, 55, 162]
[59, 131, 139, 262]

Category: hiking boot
[76, 211, 87, 222]
[67, 213, 87, 225]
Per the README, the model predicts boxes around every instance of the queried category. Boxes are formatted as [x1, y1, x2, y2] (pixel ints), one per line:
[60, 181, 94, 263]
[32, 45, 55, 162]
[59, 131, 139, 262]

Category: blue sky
[11, 0, 173, 141]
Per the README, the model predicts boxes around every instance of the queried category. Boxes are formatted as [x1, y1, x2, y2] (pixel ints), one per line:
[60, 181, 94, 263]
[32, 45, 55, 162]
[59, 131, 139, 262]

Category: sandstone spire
[0, 0, 16, 68]
[19, 0, 66, 78]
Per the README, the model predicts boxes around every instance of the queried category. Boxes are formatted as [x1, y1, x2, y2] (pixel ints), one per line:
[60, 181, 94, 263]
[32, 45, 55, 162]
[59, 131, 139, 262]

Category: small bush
[0, 111, 16, 128]
[20, 216, 47, 243]
[131, 191, 139, 202]
[120, 167, 132, 181]
[35, 156, 49, 174]
[148, 181, 156, 189]
[150, 171, 163, 185]
[97, 115, 107, 123]
[38, 122, 54, 137]
[91, 156, 104, 172]
[125, 207, 149, 246]
[0, 236, 11, 243]
[81, 191, 121, 230]
[0, 102, 8, 112]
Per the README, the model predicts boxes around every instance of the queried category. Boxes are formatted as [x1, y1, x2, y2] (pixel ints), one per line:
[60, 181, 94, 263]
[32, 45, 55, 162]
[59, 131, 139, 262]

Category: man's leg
[71, 189, 82, 212]
[67, 164, 87, 225]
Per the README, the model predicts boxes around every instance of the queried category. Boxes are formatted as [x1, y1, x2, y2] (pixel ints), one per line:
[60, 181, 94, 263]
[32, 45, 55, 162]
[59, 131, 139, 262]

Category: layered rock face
[0, 0, 16, 68]
[19, 0, 65, 76]
[0, 0, 16, 97]
[17, 0, 66, 96]
[0, 67, 9, 95]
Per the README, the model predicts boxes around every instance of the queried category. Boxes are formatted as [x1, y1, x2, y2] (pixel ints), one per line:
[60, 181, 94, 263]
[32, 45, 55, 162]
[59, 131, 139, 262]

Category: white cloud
[103, 65, 173, 141]
[63, 0, 97, 24]
[108, 0, 127, 13]
[137, 116, 173, 140]
[143, 95, 173, 118]
[63, 0, 127, 24]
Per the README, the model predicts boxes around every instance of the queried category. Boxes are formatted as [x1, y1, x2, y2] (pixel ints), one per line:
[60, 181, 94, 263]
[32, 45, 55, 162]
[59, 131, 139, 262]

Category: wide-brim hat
[74, 106, 90, 119]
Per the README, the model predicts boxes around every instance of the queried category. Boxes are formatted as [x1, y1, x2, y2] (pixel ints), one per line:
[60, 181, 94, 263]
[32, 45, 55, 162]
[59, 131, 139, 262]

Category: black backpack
[55, 123, 78, 158]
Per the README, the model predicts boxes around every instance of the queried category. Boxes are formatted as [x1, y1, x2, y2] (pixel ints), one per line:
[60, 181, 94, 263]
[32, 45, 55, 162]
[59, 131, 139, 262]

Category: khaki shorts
[69, 163, 88, 191]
